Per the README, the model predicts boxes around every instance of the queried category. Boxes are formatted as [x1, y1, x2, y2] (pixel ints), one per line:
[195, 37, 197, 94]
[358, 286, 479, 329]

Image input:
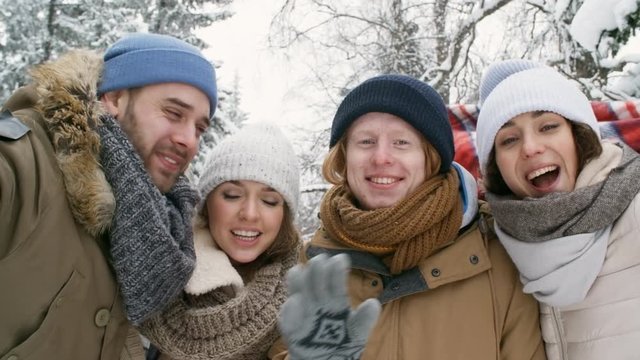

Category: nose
[239, 199, 259, 221]
[521, 133, 544, 158]
[171, 123, 199, 153]
[371, 144, 393, 166]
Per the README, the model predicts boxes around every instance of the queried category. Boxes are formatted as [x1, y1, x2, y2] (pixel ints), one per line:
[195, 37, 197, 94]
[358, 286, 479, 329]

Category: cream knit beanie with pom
[197, 122, 300, 216]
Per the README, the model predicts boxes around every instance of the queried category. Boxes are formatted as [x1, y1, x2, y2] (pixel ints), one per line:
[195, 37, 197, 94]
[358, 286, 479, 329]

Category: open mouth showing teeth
[164, 156, 178, 165]
[369, 177, 397, 185]
[527, 166, 559, 188]
[232, 230, 260, 239]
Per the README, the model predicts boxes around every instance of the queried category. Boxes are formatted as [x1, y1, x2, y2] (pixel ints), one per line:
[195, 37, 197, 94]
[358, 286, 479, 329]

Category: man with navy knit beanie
[331, 74, 454, 174]
[0, 33, 217, 359]
[274, 74, 545, 360]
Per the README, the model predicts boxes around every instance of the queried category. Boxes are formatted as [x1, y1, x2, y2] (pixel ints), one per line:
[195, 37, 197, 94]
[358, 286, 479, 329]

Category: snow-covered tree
[0, 0, 245, 184]
[269, 0, 640, 234]
[269, 0, 640, 103]
[190, 72, 248, 182]
[569, 0, 640, 98]
[269, 0, 512, 104]
[0, 0, 233, 103]
[291, 126, 331, 239]
[142, 0, 233, 48]
[487, 0, 633, 99]
[0, 0, 140, 101]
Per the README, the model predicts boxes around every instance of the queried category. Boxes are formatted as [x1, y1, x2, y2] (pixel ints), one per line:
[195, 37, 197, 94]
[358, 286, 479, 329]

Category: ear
[99, 90, 127, 119]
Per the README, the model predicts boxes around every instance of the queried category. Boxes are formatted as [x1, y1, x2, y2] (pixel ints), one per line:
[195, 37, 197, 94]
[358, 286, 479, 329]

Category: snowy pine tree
[190, 72, 248, 182]
[0, 0, 245, 185]
[0, 0, 234, 102]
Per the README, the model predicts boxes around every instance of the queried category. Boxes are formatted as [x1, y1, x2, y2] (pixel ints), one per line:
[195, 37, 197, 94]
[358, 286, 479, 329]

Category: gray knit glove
[278, 253, 381, 360]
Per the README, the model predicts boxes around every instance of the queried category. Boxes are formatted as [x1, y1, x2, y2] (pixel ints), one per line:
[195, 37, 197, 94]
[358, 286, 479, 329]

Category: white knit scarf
[496, 224, 610, 307]
[490, 142, 640, 307]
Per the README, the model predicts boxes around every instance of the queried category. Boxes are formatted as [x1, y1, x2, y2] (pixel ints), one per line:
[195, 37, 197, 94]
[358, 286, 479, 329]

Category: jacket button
[431, 268, 441, 277]
[94, 308, 111, 327]
[469, 255, 479, 265]
[371, 280, 379, 287]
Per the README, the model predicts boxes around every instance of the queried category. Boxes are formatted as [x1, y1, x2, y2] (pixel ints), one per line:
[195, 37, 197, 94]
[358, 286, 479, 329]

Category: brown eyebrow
[500, 111, 547, 130]
[500, 120, 514, 129]
[166, 97, 211, 127]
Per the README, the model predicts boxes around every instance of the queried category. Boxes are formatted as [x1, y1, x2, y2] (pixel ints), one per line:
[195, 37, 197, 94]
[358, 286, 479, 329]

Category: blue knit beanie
[98, 33, 218, 118]
[331, 74, 453, 174]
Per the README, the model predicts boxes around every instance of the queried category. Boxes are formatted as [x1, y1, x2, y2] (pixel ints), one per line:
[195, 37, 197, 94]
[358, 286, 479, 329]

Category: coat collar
[184, 226, 243, 295]
[26, 50, 114, 236]
[308, 223, 491, 303]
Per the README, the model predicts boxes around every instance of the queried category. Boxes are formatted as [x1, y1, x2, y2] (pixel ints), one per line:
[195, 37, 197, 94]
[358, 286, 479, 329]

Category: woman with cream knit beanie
[140, 122, 302, 360]
[477, 59, 640, 360]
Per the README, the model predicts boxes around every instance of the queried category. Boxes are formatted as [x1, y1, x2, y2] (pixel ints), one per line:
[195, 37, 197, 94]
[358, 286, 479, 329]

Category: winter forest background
[1, 0, 639, 239]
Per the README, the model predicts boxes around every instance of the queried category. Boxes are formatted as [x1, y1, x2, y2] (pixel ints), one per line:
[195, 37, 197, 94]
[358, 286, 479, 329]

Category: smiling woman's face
[206, 180, 284, 264]
[494, 111, 578, 198]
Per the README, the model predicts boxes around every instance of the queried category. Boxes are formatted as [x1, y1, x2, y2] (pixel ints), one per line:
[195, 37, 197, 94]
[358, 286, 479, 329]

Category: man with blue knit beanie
[99, 32, 217, 118]
[0, 32, 217, 359]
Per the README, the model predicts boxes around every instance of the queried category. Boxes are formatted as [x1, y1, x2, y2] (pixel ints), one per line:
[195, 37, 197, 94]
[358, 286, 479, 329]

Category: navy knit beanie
[98, 33, 218, 118]
[331, 74, 453, 174]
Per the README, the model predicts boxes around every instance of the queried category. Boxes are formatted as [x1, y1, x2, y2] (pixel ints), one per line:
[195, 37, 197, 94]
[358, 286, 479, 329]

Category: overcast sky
[198, 0, 640, 136]
[198, 0, 313, 133]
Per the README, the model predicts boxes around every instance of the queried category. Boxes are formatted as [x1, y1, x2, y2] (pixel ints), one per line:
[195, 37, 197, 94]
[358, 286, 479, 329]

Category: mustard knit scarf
[320, 169, 463, 274]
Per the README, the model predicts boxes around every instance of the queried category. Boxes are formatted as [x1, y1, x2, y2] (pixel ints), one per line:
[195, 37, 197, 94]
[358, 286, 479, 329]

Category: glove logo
[278, 253, 382, 360]
[301, 309, 351, 347]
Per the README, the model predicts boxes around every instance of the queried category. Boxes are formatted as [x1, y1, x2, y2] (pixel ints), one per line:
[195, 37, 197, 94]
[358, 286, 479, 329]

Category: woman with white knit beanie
[477, 59, 640, 360]
[140, 122, 302, 360]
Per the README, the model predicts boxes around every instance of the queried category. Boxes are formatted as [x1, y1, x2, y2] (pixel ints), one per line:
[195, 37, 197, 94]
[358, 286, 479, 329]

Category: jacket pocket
[1, 269, 81, 359]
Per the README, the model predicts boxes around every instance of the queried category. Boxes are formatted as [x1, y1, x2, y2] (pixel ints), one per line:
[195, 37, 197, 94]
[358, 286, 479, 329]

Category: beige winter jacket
[540, 142, 640, 360]
[0, 51, 143, 359]
[269, 206, 546, 360]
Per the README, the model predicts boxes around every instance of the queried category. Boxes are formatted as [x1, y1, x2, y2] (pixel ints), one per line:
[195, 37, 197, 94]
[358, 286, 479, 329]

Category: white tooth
[527, 166, 557, 180]
[164, 156, 178, 165]
[371, 177, 396, 184]
[233, 230, 259, 237]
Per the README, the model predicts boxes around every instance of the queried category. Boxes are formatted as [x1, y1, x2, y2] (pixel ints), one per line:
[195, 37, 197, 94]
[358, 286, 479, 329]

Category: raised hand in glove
[278, 253, 381, 360]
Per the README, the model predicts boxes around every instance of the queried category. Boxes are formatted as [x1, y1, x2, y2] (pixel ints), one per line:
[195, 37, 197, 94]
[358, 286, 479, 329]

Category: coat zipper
[551, 306, 569, 360]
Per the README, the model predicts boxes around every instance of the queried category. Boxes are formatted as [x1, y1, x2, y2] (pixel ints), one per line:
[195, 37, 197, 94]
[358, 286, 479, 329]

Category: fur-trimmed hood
[28, 50, 115, 236]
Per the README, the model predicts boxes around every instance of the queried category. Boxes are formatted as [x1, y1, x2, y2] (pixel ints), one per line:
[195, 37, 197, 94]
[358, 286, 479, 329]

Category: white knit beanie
[478, 59, 544, 108]
[197, 122, 300, 217]
[476, 61, 601, 176]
